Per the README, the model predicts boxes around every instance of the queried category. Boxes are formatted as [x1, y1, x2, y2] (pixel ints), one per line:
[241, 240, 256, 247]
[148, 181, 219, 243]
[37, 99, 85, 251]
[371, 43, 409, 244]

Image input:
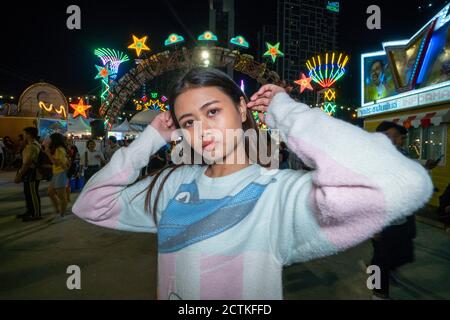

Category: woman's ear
[239, 97, 247, 122]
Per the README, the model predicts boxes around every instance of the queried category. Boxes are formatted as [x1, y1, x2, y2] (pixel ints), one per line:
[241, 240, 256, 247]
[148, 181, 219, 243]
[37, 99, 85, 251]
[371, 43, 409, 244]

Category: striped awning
[391, 109, 449, 128]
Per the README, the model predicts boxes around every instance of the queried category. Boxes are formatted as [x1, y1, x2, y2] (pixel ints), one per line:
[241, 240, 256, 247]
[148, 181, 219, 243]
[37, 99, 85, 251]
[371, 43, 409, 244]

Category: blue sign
[327, 1, 339, 13]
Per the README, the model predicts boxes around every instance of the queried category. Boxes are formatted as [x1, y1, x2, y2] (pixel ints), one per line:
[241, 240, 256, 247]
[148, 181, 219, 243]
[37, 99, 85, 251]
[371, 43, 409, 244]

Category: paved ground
[1, 170, 449, 300]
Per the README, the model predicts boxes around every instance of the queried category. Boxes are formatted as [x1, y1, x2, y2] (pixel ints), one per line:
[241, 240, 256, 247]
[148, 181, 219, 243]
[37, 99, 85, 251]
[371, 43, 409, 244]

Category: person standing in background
[0, 138, 5, 170]
[43, 133, 70, 218]
[104, 136, 120, 163]
[66, 140, 80, 202]
[81, 140, 105, 182]
[279, 141, 290, 170]
[15, 127, 41, 221]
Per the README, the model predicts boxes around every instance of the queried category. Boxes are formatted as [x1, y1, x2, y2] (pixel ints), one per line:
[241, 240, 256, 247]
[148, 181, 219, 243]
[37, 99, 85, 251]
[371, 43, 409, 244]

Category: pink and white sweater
[72, 92, 433, 300]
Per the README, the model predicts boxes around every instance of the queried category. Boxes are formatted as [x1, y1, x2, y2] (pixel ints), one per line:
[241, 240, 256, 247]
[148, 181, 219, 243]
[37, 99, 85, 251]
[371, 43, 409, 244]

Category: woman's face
[174, 86, 247, 163]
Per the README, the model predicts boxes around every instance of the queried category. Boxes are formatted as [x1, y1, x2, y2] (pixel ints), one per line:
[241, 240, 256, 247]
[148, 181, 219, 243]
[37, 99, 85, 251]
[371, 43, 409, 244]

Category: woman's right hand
[150, 111, 177, 143]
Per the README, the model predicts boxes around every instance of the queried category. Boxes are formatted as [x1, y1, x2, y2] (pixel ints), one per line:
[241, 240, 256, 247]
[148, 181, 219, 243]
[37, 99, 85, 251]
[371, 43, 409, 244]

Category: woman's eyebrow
[178, 100, 220, 123]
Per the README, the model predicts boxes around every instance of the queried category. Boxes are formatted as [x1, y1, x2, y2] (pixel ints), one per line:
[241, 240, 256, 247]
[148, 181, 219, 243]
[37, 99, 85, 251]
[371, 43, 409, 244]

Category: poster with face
[38, 118, 67, 140]
[363, 54, 397, 104]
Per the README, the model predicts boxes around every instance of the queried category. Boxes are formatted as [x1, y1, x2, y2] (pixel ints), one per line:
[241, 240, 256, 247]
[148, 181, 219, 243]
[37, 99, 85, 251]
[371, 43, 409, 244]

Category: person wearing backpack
[43, 133, 70, 218]
[14, 127, 41, 222]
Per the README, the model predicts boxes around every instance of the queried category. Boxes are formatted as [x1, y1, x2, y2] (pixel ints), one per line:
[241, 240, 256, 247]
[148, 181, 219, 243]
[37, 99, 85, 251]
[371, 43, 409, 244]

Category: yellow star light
[128, 35, 150, 57]
[70, 98, 92, 118]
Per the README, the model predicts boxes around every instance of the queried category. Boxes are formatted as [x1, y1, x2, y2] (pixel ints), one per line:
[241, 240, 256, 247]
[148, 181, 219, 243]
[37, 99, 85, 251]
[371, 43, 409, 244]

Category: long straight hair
[145, 67, 274, 223]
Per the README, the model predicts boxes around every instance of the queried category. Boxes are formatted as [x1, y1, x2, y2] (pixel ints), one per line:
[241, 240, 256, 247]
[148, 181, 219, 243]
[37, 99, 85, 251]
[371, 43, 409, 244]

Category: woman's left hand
[247, 84, 286, 122]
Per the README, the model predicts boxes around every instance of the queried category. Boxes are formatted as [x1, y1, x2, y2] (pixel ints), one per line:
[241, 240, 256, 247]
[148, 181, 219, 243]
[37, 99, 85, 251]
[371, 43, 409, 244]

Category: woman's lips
[202, 140, 215, 151]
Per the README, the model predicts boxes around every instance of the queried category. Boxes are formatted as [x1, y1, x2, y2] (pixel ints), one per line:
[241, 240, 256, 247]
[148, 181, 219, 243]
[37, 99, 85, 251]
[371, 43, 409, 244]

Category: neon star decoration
[70, 98, 92, 118]
[164, 33, 185, 46]
[95, 65, 111, 80]
[198, 31, 218, 41]
[294, 73, 314, 93]
[306, 52, 349, 88]
[230, 35, 249, 49]
[94, 48, 129, 79]
[263, 42, 284, 63]
[128, 35, 150, 57]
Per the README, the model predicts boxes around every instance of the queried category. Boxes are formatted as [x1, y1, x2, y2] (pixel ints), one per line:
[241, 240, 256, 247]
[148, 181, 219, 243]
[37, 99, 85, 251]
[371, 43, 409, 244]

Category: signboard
[361, 4, 450, 110]
[361, 52, 397, 105]
[38, 118, 68, 139]
[358, 82, 450, 117]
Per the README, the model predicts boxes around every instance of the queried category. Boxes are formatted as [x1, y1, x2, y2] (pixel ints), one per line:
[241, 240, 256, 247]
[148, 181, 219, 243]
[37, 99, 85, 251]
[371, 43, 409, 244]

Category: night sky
[1, 0, 449, 107]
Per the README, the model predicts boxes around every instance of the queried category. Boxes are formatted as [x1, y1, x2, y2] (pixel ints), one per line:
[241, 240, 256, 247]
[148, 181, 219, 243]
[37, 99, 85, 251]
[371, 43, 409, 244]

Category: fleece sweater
[72, 92, 433, 300]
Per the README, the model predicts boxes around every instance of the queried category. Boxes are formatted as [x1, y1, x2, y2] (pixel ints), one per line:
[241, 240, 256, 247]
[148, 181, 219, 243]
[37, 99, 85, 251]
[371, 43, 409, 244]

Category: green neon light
[164, 33, 185, 46]
[198, 31, 218, 41]
[230, 35, 249, 48]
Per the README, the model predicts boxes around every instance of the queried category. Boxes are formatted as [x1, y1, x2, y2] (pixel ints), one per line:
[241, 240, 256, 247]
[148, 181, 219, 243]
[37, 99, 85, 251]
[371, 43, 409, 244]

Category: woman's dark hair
[49, 133, 67, 154]
[144, 67, 273, 223]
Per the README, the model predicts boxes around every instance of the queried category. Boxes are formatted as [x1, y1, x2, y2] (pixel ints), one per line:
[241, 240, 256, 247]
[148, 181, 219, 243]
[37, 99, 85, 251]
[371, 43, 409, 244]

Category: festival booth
[108, 118, 139, 140]
[0, 83, 68, 143]
[66, 114, 104, 165]
[358, 4, 450, 207]
[67, 115, 93, 139]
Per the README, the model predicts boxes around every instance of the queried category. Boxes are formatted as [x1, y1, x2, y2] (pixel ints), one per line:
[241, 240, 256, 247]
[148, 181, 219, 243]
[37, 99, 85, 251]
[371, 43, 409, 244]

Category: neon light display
[128, 35, 151, 57]
[240, 80, 245, 93]
[38, 101, 67, 119]
[70, 98, 91, 118]
[230, 35, 249, 49]
[263, 42, 284, 63]
[198, 31, 218, 41]
[306, 52, 349, 88]
[326, 1, 339, 13]
[294, 73, 314, 93]
[252, 111, 268, 130]
[134, 100, 169, 112]
[94, 48, 129, 79]
[95, 65, 110, 80]
[164, 33, 185, 46]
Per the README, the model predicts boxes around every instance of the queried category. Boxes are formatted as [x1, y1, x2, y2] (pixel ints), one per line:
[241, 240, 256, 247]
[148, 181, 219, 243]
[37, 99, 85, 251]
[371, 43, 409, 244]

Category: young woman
[44, 133, 69, 217]
[73, 67, 433, 300]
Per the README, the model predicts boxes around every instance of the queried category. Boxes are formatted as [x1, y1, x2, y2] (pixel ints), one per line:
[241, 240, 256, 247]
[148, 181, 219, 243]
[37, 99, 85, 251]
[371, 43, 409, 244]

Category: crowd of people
[1, 130, 127, 222]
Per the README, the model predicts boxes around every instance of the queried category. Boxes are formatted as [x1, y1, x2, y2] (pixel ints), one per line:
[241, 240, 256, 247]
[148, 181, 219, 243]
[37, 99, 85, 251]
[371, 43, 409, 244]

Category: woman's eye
[208, 109, 219, 117]
[183, 120, 194, 128]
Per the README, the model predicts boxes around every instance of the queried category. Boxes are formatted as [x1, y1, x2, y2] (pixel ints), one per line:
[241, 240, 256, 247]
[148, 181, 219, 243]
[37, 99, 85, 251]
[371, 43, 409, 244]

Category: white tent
[111, 119, 132, 132]
[129, 110, 160, 132]
[130, 110, 160, 125]
[67, 115, 92, 136]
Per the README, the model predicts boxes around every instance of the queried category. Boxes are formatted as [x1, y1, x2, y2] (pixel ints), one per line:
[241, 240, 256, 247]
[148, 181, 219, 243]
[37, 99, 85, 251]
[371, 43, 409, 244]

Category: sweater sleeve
[265, 93, 434, 265]
[72, 125, 168, 233]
